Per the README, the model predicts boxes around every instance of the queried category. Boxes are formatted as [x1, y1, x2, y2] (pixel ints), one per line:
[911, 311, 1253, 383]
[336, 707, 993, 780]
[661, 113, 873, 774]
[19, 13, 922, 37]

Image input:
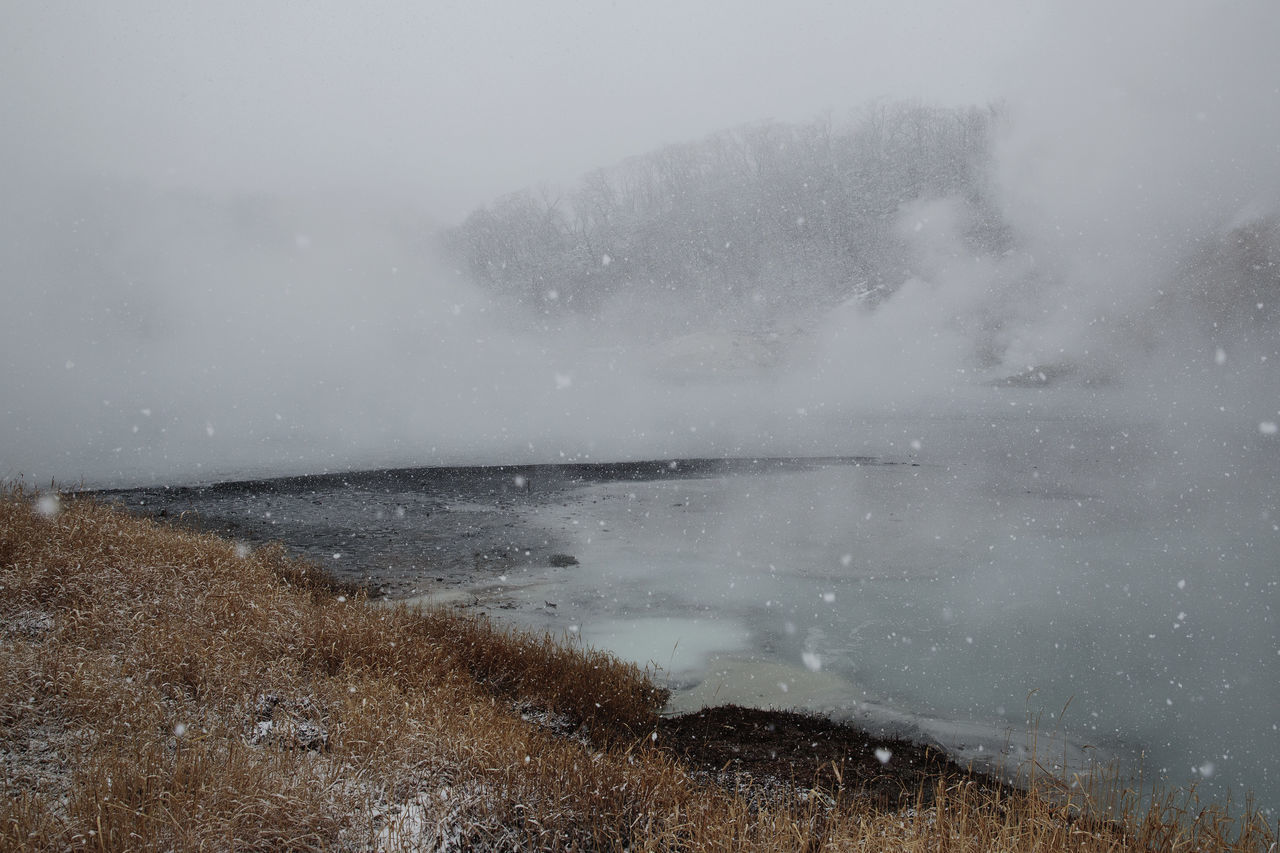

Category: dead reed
[1, 484, 1274, 850]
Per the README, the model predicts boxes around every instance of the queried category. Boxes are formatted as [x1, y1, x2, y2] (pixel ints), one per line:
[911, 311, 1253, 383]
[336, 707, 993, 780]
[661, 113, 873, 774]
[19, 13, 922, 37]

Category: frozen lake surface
[101, 408, 1279, 813]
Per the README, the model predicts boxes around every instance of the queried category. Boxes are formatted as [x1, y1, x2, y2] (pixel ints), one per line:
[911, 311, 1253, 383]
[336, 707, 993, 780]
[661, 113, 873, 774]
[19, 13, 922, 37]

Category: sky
[2, 0, 1039, 220]
[2, 0, 1279, 487]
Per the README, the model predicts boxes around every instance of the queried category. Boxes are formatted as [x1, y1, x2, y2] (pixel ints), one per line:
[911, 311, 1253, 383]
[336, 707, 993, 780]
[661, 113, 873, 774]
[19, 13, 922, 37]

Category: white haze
[0, 1, 1034, 220]
[1, 0, 1031, 486]
[0, 1, 1275, 489]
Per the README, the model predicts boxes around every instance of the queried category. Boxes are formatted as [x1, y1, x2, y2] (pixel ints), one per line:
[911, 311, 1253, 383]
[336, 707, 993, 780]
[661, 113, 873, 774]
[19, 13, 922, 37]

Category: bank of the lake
[5, 484, 1275, 850]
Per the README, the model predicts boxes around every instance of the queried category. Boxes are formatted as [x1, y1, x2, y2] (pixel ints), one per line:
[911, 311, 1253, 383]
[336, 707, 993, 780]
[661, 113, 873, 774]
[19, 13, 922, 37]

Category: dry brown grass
[1, 484, 1274, 851]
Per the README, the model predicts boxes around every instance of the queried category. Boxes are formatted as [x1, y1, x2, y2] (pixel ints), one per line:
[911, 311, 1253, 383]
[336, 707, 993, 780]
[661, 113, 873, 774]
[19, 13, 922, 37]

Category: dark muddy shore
[655, 704, 1005, 809]
[91, 456, 884, 599]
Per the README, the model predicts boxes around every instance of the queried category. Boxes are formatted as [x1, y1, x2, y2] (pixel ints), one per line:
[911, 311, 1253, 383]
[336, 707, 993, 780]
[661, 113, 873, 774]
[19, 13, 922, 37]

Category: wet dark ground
[655, 704, 1001, 809]
[91, 457, 879, 599]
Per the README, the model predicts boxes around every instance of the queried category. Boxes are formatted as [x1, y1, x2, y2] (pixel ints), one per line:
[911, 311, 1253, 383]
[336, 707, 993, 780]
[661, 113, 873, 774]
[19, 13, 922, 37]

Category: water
[504, 412, 1279, 813]
[98, 407, 1280, 813]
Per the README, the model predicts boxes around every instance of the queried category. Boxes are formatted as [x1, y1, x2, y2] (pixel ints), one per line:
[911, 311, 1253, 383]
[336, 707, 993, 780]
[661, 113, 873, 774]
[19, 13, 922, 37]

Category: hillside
[2, 485, 1274, 850]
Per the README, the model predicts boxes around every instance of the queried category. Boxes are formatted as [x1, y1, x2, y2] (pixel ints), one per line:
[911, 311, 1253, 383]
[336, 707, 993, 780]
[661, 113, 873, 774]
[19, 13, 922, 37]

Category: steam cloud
[2, 1, 1277, 489]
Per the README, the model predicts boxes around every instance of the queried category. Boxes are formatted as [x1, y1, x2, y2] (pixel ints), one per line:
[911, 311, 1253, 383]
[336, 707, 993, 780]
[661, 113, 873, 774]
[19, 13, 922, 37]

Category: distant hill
[441, 103, 1008, 335]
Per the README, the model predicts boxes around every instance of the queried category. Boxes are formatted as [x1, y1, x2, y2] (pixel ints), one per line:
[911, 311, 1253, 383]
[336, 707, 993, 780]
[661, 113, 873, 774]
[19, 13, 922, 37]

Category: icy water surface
[99, 411, 1279, 813]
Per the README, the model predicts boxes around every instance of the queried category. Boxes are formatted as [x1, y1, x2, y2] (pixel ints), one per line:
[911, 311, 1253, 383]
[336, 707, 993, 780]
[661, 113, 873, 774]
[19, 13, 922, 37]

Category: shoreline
[1, 484, 1032, 849]
[87, 455, 903, 599]
[88, 456, 1107, 795]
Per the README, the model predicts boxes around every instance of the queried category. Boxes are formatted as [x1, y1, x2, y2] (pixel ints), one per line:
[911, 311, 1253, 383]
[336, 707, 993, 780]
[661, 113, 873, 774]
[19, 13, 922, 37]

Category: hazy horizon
[3, 1, 1278, 487]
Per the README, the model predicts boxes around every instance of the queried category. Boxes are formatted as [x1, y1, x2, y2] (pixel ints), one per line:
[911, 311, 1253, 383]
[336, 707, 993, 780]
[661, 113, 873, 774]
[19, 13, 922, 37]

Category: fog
[4, 2, 1276, 486]
[0, 2, 1034, 219]
[2, 0, 1278, 812]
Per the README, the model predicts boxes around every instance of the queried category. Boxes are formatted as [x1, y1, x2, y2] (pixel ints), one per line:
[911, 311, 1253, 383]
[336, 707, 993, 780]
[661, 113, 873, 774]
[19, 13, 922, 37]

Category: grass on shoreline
[1, 484, 1275, 851]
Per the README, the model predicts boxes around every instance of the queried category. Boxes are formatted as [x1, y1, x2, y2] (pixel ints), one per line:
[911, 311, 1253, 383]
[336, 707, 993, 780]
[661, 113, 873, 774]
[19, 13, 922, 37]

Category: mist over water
[527, 418, 1277, 808]
[3, 0, 1277, 815]
[5, 4, 1279, 487]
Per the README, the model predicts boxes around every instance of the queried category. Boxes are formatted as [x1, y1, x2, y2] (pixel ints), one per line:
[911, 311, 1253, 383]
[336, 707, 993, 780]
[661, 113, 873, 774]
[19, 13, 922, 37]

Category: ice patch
[580, 615, 749, 676]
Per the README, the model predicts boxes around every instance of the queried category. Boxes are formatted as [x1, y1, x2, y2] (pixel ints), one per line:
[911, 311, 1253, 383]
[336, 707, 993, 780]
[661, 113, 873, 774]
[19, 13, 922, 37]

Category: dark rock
[656, 705, 998, 810]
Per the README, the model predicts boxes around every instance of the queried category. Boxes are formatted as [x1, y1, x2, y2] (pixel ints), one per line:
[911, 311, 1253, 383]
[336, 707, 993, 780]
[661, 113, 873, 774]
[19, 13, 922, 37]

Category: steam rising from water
[4, 4, 1278, 486]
